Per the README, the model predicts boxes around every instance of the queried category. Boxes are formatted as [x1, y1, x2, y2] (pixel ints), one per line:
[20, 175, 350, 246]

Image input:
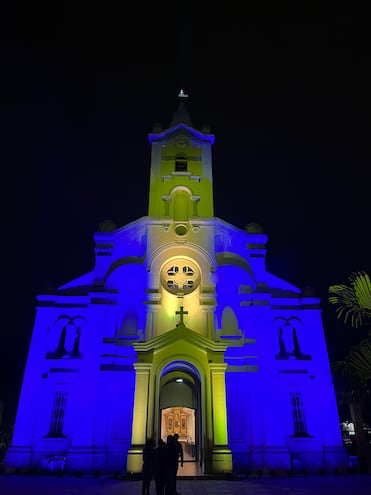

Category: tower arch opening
[158, 361, 203, 474]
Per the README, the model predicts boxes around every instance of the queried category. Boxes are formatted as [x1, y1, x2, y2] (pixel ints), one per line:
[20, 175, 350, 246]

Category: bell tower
[144, 91, 218, 338]
[147, 90, 215, 222]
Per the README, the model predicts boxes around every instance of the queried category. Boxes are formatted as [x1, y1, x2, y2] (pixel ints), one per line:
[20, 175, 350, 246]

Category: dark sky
[1, 5, 371, 415]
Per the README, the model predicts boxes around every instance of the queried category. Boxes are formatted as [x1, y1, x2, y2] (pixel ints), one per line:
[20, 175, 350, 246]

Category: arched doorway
[158, 362, 203, 476]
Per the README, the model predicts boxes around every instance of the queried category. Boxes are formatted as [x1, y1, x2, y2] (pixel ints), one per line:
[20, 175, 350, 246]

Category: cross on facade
[176, 306, 188, 326]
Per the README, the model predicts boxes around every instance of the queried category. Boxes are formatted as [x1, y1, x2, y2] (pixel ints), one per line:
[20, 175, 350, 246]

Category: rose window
[161, 260, 200, 294]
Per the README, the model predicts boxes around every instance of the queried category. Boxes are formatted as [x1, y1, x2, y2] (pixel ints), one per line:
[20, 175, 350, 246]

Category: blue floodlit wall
[5, 110, 348, 474]
[5, 217, 347, 474]
[213, 227, 346, 473]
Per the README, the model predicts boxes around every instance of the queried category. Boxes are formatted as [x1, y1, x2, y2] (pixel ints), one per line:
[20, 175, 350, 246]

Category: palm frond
[329, 272, 371, 328]
[350, 271, 371, 312]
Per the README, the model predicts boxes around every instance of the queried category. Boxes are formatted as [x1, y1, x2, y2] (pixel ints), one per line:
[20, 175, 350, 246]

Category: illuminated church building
[6, 93, 348, 475]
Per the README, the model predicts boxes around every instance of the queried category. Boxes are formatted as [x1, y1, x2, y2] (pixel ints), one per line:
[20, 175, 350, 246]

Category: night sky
[1, 5, 370, 417]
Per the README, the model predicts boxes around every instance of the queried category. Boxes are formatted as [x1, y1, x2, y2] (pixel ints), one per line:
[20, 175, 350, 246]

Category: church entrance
[159, 364, 203, 476]
[161, 407, 197, 461]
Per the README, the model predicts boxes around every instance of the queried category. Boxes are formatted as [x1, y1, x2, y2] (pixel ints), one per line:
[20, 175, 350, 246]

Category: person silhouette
[154, 438, 166, 495]
[163, 435, 179, 495]
[173, 433, 184, 494]
[142, 438, 156, 495]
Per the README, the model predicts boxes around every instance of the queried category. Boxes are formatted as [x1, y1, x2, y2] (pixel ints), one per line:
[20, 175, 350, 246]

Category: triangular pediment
[133, 323, 227, 353]
[148, 122, 215, 145]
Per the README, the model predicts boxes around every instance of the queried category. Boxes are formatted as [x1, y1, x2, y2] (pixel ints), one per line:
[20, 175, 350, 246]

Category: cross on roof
[176, 306, 188, 326]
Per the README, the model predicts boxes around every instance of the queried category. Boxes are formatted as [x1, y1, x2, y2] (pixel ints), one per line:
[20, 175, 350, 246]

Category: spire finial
[169, 90, 192, 127]
[178, 89, 188, 98]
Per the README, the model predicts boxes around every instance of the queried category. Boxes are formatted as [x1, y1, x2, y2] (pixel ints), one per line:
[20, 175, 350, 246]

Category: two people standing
[142, 434, 184, 495]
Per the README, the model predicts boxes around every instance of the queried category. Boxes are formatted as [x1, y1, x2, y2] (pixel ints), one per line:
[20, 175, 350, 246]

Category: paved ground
[0, 473, 370, 495]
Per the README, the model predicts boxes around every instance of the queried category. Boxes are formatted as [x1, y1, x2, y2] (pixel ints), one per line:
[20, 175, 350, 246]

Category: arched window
[221, 306, 239, 336]
[173, 191, 189, 221]
[175, 155, 187, 172]
[48, 391, 68, 437]
[290, 391, 309, 437]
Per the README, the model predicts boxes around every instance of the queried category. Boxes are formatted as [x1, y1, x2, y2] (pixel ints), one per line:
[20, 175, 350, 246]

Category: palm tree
[331, 341, 371, 474]
[329, 271, 371, 473]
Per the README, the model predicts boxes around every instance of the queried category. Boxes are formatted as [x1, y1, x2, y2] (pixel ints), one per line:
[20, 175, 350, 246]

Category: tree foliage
[328, 270, 371, 472]
[329, 271, 371, 329]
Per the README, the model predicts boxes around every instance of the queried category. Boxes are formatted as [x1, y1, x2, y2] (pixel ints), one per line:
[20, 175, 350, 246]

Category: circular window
[161, 259, 200, 295]
[174, 224, 188, 236]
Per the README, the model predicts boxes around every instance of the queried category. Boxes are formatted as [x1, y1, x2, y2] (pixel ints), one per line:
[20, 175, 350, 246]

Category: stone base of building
[126, 447, 144, 474]
[249, 446, 291, 475]
[5, 446, 127, 475]
[211, 447, 233, 473]
[4, 446, 32, 472]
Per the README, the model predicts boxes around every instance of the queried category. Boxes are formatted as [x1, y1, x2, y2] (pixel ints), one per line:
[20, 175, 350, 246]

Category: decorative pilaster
[206, 310, 215, 340]
[144, 296, 160, 340]
[209, 363, 233, 473]
[126, 362, 152, 474]
[200, 307, 216, 340]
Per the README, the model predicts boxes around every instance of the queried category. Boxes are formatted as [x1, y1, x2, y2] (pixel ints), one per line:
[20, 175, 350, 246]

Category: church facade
[6, 94, 348, 476]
